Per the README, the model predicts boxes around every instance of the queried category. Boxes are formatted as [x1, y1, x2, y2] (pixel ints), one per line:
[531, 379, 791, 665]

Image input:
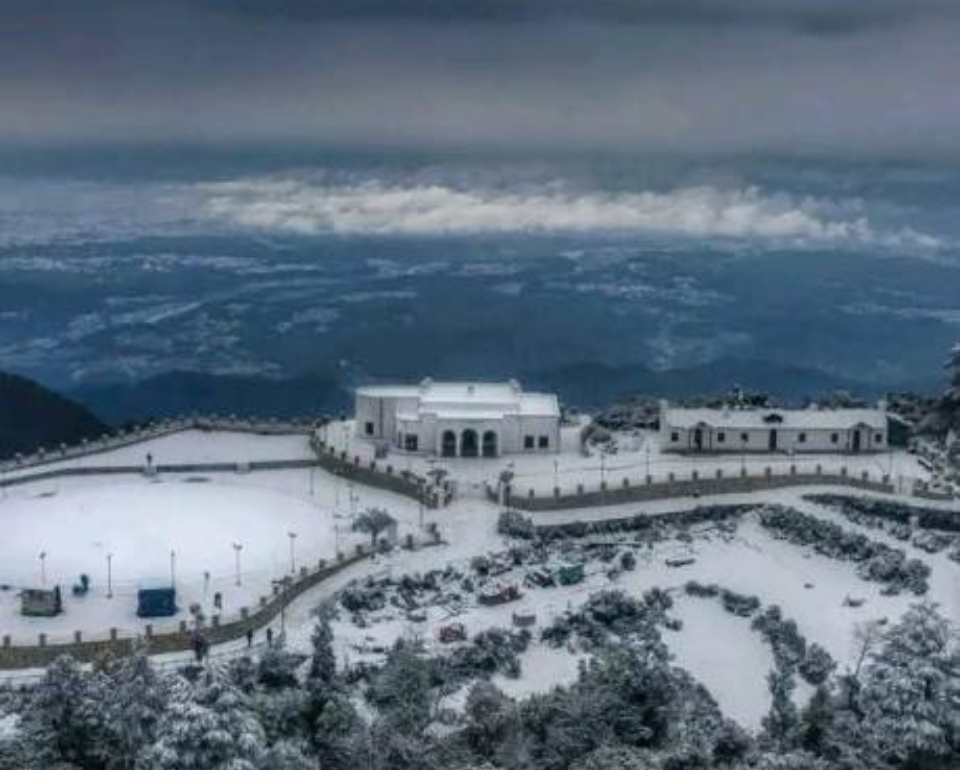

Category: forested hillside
[0, 372, 106, 460]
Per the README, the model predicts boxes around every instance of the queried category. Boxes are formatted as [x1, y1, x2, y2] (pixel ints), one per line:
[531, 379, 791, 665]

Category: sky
[2, 0, 959, 157]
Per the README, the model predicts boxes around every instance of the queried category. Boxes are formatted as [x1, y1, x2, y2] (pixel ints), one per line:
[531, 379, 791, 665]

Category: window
[831, 433, 839, 444]
[798, 432, 807, 444]
[404, 434, 419, 452]
[717, 431, 726, 443]
[365, 421, 374, 436]
[538, 435, 549, 449]
[740, 432, 749, 443]
[875, 433, 884, 443]
[671, 431, 680, 442]
[524, 435, 535, 450]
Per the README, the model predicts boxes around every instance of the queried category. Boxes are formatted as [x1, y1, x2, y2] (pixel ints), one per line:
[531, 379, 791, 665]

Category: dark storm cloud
[228, 0, 954, 34]
[1, 0, 959, 156]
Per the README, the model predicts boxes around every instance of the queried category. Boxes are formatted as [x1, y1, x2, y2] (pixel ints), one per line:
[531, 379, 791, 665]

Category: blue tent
[137, 585, 177, 618]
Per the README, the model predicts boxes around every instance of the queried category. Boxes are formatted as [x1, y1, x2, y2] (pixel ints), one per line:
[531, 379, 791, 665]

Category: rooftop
[357, 379, 560, 418]
[663, 406, 887, 431]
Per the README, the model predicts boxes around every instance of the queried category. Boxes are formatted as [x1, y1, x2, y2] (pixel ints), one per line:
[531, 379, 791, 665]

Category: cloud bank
[1, 0, 960, 156]
[197, 176, 941, 249]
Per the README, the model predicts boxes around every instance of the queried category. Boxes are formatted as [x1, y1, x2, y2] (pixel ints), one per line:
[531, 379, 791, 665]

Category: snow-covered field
[1, 426, 957, 737]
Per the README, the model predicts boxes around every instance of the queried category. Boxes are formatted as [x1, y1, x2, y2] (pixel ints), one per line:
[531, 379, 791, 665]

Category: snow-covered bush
[497, 510, 536, 540]
[758, 505, 930, 595]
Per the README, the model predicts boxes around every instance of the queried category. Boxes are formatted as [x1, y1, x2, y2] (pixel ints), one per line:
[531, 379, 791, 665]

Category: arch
[482, 430, 498, 458]
[460, 429, 479, 458]
[441, 430, 458, 457]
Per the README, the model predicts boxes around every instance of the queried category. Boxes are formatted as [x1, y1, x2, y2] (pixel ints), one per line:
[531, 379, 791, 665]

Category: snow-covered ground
[1, 425, 957, 736]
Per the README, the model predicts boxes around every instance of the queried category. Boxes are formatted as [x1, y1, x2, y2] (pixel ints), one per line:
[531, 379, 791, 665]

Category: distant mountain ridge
[0, 371, 107, 460]
[71, 370, 351, 425]
[63, 359, 939, 426]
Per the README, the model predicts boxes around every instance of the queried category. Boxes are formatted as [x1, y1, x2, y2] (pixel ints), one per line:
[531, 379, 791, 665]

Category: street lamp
[106, 553, 113, 599]
[232, 543, 243, 586]
[553, 458, 559, 491]
[287, 531, 297, 573]
[39, 551, 47, 586]
[170, 550, 177, 588]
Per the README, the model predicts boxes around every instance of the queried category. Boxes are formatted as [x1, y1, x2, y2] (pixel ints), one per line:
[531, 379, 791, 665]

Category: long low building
[659, 400, 889, 454]
[355, 379, 560, 458]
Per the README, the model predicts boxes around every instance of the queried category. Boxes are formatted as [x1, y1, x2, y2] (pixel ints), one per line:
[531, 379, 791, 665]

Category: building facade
[355, 379, 561, 458]
[659, 400, 888, 454]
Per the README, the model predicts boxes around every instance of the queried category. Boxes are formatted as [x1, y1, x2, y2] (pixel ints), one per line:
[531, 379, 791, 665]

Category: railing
[311, 438, 452, 509]
[494, 464, 899, 512]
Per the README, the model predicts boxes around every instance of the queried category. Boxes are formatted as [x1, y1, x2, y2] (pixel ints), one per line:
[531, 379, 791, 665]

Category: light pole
[170, 550, 177, 588]
[287, 531, 297, 574]
[309, 466, 315, 497]
[106, 553, 113, 599]
[553, 458, 559, 492]
[232, 543, 243, 586]
[39, 551, 47, 586]
[349, 482, 358, 518]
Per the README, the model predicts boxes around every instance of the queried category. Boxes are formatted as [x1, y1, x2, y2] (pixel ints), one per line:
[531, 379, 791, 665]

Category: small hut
[21, 586, 63, 617]
[137, 583, 178, 618]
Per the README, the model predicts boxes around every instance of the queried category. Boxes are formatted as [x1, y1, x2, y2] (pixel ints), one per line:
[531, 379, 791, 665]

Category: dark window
[524, 435, 535, 450]
[538, 435, 549, 449]
[404, 435, 419, 452]
[365, 421, 374, 436]
[717, 431, 726, 443]
[875, 433, 884, 443]
[671, 431, 679, 442]
[831, 432, 839, 444]
[799, 432, 807, 443]
[740, 432, 749, 443]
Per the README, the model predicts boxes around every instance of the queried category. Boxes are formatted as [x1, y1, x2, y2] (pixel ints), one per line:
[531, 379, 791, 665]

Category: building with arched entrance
[659, 400, 889, 455]
[354, 379, 560, 458]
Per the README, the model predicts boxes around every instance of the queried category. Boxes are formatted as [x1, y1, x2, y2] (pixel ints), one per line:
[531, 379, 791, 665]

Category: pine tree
[307, 616, 337, 692]
[760, 670, 799, 750]
[138, 672, 265, 770]
[18, 655, 100, 768]
[859, 602, 960, 763]
[96, 651, 169, 770]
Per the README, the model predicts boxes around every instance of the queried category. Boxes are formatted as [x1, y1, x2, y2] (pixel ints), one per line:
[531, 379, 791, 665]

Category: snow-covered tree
[859, 602, 960, 763]
[95, 651, 169, 770]
[569, 744, 662, 770]
[17, 655, 100, 768]
[307, 615, 337, 692]
[945, 343, 960, 405]
[353, 507, 396, 548]
[138, 673, 265, 770]
[760, 670, 799, 750]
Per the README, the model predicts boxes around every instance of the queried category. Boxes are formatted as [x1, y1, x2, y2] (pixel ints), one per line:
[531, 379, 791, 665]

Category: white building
[355, 379, 560, 458]
[659, 400, 889, 455]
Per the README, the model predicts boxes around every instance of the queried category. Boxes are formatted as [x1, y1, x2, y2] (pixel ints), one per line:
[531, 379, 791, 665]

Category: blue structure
[137, 585, 177, 618]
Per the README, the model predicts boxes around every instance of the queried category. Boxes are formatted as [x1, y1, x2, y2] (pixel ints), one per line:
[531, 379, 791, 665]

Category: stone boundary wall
[0, 548, 371, 670]
[0, 416, 316, 476]
[534, 503, 753, 539]
[312, 439, 451, 509]
[0, 458, 317, 490]
[498, 466, 896, 512]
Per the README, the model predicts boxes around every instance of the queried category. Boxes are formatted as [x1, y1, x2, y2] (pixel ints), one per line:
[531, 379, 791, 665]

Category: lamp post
[106, 553, 113, 599]
[232, 543, 243, 586]
[287, 531, 297, 574]
[170, 550, 177, 588]
[39, 551, 47, 586]
[553, 458, 559, 492]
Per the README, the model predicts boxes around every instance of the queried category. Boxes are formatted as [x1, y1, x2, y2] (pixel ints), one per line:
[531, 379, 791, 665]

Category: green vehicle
[557, 563, 585, 586]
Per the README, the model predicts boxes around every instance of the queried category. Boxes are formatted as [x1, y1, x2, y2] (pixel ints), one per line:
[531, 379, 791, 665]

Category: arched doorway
[482, 430, 498, 457]
[442, 430, 457, 457]
[461, 429, 479, 458]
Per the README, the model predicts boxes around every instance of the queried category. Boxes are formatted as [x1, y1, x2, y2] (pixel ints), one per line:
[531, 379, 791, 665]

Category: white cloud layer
[198, 176, 941, 249]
